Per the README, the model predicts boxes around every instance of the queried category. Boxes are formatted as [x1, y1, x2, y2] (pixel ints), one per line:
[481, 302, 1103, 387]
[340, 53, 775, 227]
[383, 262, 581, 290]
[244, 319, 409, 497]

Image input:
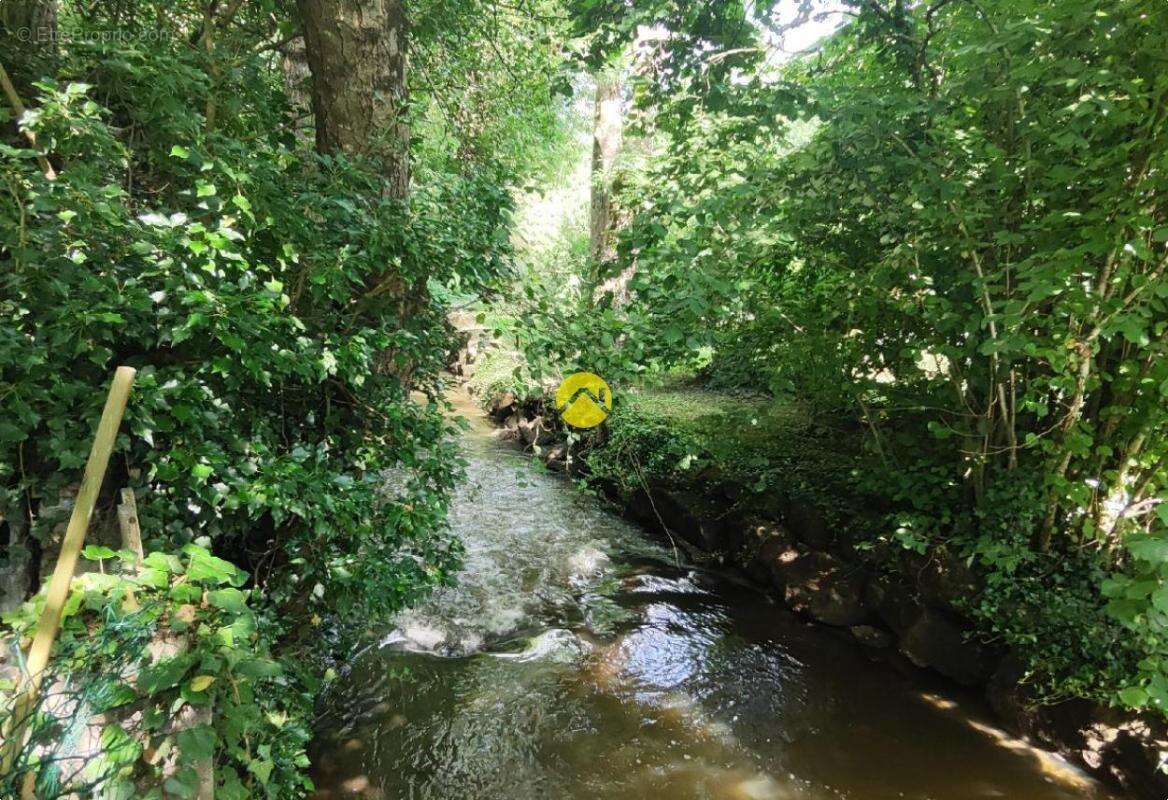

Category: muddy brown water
[309, 394, 1117, 800]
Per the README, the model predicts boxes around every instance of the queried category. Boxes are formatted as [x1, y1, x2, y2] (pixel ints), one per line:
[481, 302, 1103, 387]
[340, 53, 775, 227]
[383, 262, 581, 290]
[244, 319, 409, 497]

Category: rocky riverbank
[470, 382, 1168, 799]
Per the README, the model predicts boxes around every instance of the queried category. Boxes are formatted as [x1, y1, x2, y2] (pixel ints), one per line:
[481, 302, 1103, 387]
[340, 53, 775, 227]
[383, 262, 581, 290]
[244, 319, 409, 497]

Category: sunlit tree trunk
[296, 0, 419, 386]
[282, 34, 315, 142]
[589, 68, 623, 272]
[296, 0, 409, 199]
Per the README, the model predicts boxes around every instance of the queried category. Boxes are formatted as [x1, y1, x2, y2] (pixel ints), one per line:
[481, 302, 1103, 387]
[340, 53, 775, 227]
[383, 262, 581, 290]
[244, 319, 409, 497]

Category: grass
[589, 383, 873, 530]
[624, 387, 853, 477]
[626, 387, 770, 427]
[466, 355, 872, 530]
[466, 347, 526, 400]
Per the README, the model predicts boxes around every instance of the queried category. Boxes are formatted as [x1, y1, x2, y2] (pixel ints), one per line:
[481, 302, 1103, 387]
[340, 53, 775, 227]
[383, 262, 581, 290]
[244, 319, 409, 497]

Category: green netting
[1, 599, 162, 799]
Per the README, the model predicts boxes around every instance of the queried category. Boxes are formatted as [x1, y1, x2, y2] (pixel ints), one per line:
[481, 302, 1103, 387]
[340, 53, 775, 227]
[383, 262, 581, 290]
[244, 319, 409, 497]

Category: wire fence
[1, 598, 163, 799]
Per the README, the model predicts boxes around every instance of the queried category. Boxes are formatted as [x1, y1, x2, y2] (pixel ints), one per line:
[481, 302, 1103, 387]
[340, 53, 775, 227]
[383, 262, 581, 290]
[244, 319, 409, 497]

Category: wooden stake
[0, 366, 136, 776]
[0, 59, 56, 180]
[117, 488, 144, 563]
[117, 487, 144, 612]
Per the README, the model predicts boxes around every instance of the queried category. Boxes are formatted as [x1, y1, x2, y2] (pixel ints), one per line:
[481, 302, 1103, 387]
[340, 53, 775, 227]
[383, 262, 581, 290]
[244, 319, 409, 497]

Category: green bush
[0, 77, 500, 627]
[495, 0, 1168, 722]
[1, 546, 312, 799]
[0, 5, 535, 793]
[561, 0, 1168, 718]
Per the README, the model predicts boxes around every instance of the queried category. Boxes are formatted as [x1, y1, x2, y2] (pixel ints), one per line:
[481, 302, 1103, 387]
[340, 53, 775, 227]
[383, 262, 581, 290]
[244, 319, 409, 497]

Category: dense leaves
[1, 0, 572, 795]
[2, 546, 312, 799]
[508, 0, 1168, 718]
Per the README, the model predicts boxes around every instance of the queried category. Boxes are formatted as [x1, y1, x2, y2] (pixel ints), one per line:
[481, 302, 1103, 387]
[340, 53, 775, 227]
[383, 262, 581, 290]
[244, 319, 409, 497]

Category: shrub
[1, 546, 312, 799]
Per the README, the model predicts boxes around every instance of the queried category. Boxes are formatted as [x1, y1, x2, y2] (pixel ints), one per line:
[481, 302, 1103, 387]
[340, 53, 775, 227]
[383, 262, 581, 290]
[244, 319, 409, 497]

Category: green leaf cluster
[1, 547, 311, 799]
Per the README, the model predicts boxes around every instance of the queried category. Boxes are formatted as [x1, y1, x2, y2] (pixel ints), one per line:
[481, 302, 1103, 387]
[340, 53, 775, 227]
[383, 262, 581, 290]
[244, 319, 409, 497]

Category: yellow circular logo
[555, 372, 612, 429]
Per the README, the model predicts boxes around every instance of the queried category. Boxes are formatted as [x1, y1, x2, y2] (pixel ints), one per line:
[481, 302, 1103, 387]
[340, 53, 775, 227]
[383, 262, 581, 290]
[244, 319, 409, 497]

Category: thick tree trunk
[1, 1, 57, 91]
[296, 0, 418, 385]
[0, 1, 56, 42]
[282, 35, 315, 142]
[296, 0, 409, 198]
[589, 69, 623, 269]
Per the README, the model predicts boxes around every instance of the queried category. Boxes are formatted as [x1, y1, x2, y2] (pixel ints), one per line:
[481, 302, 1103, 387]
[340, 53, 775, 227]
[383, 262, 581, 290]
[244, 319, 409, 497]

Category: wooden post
[116, 488, 144, 563]
[0, 366, 135, 777]
[117, 488, 144, 613]
[0, 58, 57, 180]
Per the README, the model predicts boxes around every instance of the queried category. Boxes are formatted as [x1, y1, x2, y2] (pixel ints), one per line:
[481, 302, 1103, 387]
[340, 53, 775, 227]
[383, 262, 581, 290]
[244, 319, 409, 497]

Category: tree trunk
[282, 34, 315, 142]
[1, 1, 57, 94]
[296, 0, 409, 198]
[296, 0, 417, 385]
[0, 1, 56, 42]
[589, 69, 623, 270]
[0, 1, 57, 179]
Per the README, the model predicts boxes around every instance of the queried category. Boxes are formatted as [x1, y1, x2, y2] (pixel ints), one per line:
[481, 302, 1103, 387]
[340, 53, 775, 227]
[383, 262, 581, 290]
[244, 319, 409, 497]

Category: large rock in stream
[744, 523, 794, 584]
[784, 500, 835, 550]
[488, 391, 517, 420]
[868, 576, 994, 686]
[772, 549, 869, 627]
[914, 548, 982, 614]
[518, 415, 556, 446]
[625, 486, 730, 552]
[899, 606, 995, 686]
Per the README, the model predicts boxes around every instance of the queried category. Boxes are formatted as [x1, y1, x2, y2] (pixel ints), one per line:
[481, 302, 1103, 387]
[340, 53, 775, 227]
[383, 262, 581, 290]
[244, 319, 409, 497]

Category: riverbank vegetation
[484, 0, 1168, 731]
[2, 0, 1167, 794]
[0, 0, 571, 795]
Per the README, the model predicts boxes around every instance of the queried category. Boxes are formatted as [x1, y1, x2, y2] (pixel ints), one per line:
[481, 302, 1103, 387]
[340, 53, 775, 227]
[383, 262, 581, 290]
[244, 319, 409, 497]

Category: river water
[309, 394, 1116, 800]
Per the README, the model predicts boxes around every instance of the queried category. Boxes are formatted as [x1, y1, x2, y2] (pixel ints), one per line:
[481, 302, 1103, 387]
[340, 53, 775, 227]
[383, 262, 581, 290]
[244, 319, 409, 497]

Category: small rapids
[309, 392, 1115, 800]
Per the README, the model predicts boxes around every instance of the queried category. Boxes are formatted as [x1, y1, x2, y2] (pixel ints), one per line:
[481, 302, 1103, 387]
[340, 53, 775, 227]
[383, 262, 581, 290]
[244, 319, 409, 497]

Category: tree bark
[282, 34, 315, 142]
[589, 68, 623, 270]
[0, 1, 57, 98]
[0, 1, 56, 43]
[296, 0, 409, 198]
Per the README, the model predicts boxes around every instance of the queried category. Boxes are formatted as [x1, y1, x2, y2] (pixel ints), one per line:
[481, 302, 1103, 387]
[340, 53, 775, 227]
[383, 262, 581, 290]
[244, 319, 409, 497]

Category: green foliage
[512, 0, 1168, 720]
[568, 0, 769, 109]
[609, 0, 1168, 716]
[0, 76, 477, 629]
[1, 0, 577, 792]
[1, 546, 312, 799]
[466, 347, 529, 401]
[960, 477, 1136, 705]
[581, 394, 708, 495]
[583, 389, 866, 528]
[412, 0, 579, 184]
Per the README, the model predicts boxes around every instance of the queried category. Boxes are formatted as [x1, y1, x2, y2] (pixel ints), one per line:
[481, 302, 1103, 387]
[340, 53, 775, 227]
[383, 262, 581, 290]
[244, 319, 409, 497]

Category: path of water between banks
[309, 392, 1116, 800]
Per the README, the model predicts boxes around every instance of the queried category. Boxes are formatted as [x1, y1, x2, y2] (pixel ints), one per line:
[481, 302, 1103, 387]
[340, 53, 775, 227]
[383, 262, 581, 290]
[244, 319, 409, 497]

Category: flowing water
[309, 393, 1117, 800]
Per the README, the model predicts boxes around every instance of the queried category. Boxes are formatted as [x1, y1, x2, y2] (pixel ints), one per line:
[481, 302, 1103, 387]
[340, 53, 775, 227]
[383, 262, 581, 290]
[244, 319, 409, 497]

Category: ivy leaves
[2, 545, 308, 798]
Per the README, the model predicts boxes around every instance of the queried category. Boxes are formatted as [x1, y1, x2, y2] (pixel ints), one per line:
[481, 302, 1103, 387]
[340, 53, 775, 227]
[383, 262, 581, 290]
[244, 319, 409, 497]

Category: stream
[308, 392, 1117, 800]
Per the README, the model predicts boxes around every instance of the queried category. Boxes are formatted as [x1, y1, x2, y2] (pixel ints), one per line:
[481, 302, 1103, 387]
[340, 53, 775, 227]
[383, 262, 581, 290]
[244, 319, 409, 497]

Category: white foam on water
[375, 424, 655, 659]
[381, 620, 447, 652]
[568, 545, 610, 578]
[491, 628, 593, 663]
[731, 774, 790, 800]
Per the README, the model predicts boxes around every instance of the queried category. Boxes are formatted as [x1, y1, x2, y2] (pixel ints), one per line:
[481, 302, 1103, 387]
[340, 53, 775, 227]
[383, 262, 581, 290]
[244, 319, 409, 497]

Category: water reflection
[310, 395, 1115, 800]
